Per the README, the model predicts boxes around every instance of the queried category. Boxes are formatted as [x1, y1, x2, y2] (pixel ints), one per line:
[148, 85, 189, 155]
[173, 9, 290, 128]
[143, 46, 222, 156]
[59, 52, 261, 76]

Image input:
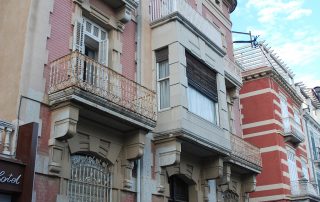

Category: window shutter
[99, 40, 108, 65]
[186, 51, 218, 102]
[156, 48, 168, 63]
[73, 18, 84, 53]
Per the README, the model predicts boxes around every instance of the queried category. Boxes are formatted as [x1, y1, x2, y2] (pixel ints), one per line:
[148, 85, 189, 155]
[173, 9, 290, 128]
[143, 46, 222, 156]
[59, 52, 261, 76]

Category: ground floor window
[168, 175, 189, 202]
[67, 155, 111, 202]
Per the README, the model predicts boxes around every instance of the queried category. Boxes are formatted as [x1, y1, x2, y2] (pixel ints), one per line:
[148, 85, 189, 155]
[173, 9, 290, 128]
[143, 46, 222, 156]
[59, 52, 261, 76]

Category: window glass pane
[188, 86, 216, 123]
[159, 61, 169, 79]
[86, 21, 92, 33]
[93, 26, 99, 37]
[101, 31, 106, 40]
[294, 110, 300, 125]
[301, 160, 309, 180]
[160, 79, 170, 109]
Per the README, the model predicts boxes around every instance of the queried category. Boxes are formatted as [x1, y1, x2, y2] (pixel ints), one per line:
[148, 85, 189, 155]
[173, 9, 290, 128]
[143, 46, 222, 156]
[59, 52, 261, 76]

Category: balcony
[291, 179, 320, 201]
[229, 134, 262, 172]
[48, 51, 156, 129]
[0, 120, 16, 156]
[282, 117, 305, 144]
[150, 0, 222, 48]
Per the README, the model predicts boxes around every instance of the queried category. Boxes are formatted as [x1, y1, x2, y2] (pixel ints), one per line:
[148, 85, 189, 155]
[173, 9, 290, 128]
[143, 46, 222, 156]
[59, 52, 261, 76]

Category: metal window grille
[67, 155, 111, 202]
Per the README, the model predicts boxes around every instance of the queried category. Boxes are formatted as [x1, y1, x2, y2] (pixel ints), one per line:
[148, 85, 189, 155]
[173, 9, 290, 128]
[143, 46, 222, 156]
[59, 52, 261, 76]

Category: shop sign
[0, 159, 24, 192]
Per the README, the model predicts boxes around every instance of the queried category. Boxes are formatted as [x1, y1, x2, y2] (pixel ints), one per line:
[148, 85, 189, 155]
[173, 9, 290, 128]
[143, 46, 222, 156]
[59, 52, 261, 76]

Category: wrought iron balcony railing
[282, 117, 305, 143]
[150, 0, 222, 48]
[230, 134, 262, 169]
[49, 51, 156, 121]
[0, 120, 16, 156]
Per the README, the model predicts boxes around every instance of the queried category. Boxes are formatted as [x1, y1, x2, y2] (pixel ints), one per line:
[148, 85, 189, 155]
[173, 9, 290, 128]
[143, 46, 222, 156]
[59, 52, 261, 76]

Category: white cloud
[295, 74, 320, 88]
[246, 0, 312, 23]
[286, 9, 312, 20]
[272, 34, 320, 66]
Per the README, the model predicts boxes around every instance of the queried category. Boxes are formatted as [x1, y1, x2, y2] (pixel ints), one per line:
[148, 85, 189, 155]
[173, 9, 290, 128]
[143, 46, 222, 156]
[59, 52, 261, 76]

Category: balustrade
[0, 121, 15, 156]
[230, 134, 262, 168]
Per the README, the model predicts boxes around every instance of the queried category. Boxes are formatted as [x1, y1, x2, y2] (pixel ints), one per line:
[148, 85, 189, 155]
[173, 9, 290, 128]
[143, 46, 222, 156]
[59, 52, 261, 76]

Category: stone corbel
[218, 163, 231, 185]
[124, 129, 147, 160]
[48, 139, 68, 177]
[117, 5, 132, 24]
[121, 159, 134, 190]
[51, 105, 79, 140]
[243, 174, 257, 193]
[154, 137, 181, 194]
[201, 179, 209, 202]
[202, 157, 224, 180]
[157, 167, 167, 194]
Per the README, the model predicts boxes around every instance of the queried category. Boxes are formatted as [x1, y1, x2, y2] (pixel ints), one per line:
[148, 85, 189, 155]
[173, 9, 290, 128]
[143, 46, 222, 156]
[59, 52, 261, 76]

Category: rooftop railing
[49, 51, 157, 121]
[230, 134, 262, 168]
[150, 0, 222, 48]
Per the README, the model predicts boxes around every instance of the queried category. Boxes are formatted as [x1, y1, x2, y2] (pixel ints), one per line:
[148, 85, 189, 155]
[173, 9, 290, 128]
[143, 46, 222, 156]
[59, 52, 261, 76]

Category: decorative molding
[242, 67, 303, 106]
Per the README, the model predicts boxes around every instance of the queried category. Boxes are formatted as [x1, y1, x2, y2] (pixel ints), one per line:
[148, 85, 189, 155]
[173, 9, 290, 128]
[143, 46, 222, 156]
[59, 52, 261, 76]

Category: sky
[231, 0, 320, 88]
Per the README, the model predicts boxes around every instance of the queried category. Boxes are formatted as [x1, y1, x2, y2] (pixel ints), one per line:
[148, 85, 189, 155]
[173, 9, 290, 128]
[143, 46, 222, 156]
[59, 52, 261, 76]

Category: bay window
[186, 51, 218, 124]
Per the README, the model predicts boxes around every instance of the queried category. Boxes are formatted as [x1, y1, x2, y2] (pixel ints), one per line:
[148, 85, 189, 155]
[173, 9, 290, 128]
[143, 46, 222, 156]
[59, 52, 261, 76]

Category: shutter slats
[156, 48, 168, 62]
[186, 52, 218, 102]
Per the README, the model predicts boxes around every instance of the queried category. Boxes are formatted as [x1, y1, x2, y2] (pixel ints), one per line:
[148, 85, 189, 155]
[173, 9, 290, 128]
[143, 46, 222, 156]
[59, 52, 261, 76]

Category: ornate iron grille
[67, 155, 111, 202]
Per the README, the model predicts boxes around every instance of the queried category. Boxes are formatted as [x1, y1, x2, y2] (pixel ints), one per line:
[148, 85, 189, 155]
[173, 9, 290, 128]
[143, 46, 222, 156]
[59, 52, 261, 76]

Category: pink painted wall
[121, 21, 137, 80]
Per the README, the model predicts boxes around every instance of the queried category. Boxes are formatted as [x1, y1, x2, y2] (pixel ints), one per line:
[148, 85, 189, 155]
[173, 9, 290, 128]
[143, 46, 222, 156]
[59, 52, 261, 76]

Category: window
[156, 48, 170, 110]
[186, 51, 218, 124]
[293, 109, 300, 125]
[169, 175, 189, 202]
[68, 155, 111, 202]
[287, 149, 298, 193]
[188, 86, 217, 123]
[301, 159, 309, 180]
[73, 17, 108, 65]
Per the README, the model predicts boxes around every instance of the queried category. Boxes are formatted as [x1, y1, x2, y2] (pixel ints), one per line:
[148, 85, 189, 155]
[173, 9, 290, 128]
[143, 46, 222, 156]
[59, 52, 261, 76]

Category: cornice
[242, 66, 303, 105]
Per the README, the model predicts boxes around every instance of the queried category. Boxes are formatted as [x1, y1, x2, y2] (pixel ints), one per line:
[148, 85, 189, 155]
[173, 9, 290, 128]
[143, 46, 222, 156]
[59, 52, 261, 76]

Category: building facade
[236, 43, 320, 201]
[300, 86, 320, 195]
[0, 0, 262, 201]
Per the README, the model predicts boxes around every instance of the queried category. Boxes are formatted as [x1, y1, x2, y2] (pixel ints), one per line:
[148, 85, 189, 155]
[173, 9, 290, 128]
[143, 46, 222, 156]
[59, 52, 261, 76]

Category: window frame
[157, 60, 170, 111]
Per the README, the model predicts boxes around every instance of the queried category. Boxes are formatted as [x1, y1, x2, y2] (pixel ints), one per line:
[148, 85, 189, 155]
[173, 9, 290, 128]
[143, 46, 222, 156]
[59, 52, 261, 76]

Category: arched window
[67, 155, 111, 202]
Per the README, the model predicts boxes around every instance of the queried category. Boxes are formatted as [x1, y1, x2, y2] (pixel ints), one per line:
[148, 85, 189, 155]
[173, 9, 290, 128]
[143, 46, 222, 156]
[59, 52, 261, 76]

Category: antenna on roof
[232, 30, 260, 48]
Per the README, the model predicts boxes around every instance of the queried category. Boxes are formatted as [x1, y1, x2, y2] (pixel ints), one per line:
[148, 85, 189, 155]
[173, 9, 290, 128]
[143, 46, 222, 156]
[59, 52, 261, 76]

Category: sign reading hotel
[0, 159, 25, 192]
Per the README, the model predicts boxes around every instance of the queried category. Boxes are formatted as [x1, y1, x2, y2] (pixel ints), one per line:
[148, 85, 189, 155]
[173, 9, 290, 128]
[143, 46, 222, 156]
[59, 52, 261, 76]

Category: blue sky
[231, 0, 320, 88]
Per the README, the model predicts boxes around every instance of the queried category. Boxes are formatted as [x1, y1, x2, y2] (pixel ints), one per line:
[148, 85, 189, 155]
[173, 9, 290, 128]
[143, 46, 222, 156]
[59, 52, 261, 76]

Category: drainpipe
[136, 0, 142, 84]
[137, 159, 141, 202]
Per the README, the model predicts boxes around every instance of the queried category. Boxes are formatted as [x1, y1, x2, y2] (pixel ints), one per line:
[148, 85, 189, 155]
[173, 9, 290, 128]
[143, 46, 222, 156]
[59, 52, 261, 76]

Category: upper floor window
[293, 109, 300, 125]
[73, 17, 108, 65]
[279, 95, 288, 118]
[186, 52, 218, 124]
[156, 48, 170, 110]
[301, 159, 309, 180]
[287, 149, 298, 193]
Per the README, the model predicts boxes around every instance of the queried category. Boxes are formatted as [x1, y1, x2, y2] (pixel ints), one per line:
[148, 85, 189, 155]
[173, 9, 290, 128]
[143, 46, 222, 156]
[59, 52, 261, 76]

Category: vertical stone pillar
[3, 127, 13, 155]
